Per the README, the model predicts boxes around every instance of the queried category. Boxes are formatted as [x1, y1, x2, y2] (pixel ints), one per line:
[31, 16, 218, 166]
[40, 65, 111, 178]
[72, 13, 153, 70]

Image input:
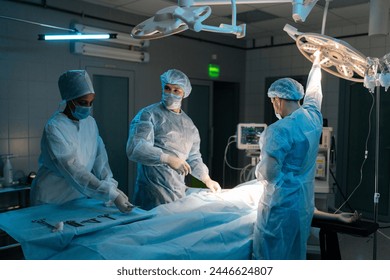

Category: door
[182, 80, 212, 188]
[182, 80, 240, 189]
[182, 80, 212, 167]
[86, 67, 136, 199]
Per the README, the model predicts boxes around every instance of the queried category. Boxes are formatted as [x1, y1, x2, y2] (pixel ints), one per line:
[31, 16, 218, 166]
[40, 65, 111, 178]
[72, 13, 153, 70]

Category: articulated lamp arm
[131, 0, 318, 40]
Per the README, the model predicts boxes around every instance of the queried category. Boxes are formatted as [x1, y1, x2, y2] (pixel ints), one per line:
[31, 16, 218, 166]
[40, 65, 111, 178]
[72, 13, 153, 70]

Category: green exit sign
[208, 64, 220, 78]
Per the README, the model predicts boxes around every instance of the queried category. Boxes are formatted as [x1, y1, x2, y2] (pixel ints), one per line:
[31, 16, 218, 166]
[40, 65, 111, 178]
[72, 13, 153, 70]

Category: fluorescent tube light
[72, 42, 149, 63]
[73, 24, 149, 47]
[38, 33, 117, 40]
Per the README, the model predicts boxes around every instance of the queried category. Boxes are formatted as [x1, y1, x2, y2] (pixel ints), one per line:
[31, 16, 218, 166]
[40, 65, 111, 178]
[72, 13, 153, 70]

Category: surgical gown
[127, 103, 209, 210]
[253, 63, 323, 260]
[31, 112, 119, 205]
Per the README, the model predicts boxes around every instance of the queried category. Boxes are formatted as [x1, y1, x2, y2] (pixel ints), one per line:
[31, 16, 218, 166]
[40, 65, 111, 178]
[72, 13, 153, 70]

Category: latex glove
[203, 177, 221, 193]
[161, 154, 191, 176]
[116, 188, 129, 201]
[114, 193, 133, 213]
[313, 49, 321, 65]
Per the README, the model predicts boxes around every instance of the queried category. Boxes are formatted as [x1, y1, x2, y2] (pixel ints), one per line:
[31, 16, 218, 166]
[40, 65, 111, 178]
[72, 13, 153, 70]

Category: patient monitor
[236, 123, 267, 150]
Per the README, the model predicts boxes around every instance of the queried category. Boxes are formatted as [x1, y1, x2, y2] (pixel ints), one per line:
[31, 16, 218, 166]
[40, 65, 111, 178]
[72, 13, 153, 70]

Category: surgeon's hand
[161, 154, 191, 176]
[116, 188, 129, 201]
[203, 177, 221, 193]
[114, 193, 133, 213]
[313, 49, 321, 65]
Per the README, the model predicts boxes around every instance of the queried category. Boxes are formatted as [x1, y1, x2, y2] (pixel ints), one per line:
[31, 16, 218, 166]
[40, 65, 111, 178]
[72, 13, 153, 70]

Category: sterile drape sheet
[0, 182, 262, 260]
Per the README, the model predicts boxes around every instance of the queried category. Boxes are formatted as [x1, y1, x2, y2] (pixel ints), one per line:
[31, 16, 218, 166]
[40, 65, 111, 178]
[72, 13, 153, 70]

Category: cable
[222, 134, 261, 187]
[329, 168, 354, 212]
[222, 135, 240, 188]
[0, 15, 76, 32]
[334, 90, 375, 213]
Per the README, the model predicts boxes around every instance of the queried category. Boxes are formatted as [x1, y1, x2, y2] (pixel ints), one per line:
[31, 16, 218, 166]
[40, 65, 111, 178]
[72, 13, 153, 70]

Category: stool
[311, 218, 379, 259]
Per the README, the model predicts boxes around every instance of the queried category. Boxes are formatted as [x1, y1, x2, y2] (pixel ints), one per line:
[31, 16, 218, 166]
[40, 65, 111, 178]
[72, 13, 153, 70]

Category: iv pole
[373, 84, 380, 260]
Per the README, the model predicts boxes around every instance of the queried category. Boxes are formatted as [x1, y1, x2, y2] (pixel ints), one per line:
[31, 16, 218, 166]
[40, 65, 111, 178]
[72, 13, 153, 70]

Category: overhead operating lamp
[131, 0, 318, 40]
[283, 24, 369, 83]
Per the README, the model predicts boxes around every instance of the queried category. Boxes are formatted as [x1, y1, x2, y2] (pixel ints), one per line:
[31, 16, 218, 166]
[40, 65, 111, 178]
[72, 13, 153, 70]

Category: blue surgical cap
[58, 70, 95, 101]
[160, 69, 192, 98]
[267, 78, 304, 101]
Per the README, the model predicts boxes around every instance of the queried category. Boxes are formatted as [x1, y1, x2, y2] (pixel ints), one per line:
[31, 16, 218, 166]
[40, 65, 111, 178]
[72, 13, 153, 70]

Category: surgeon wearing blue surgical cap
[253, 51, 323, 260]
[31, 70, 132, 213]
[127, 69, 221, 210]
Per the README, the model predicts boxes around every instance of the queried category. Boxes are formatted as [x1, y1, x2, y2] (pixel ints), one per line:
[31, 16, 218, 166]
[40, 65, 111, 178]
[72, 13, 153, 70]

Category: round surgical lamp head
[296, 33, 368, 82]
[131, 6, 188, 40]
[131, 6, 211, 40]
[284, 24, 368, 83]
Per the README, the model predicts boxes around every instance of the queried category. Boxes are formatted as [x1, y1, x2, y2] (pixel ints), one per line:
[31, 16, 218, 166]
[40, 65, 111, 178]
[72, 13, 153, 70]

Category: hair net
[58, 70, 95, 101]
[160, 69, 192, 98]
[267, 78, 304, 101]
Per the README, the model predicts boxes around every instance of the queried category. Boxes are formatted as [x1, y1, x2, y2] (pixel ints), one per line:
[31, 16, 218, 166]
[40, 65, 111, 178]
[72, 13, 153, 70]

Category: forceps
[97, 213, 116, 220]
[65, 220, 84, 227]
[32, 218, 55, 230]
[32, 218, 63, 232]
[81, 218, 101, 224]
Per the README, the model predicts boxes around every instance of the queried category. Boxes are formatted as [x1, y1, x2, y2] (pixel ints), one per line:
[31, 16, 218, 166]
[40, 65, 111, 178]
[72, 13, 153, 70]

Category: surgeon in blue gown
[253, 51, 323, 259]
[31, 70, 132, 213]
[127, 69, 221, 210]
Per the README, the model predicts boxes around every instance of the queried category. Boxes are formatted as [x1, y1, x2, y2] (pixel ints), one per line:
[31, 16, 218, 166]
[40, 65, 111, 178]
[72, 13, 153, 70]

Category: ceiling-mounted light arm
[283, 23, 302, 40]
[132, 0, 318, 40]
[174, 0, 246, 38]
[179, 0, 318, 22]
[291, 0, 318, 22]
[320, 0, 332, 35]
[173, 5, 212, 32]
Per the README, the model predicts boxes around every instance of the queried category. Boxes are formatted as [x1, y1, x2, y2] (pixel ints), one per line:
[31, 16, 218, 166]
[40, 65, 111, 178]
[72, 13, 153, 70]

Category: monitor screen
[236, 123, 267, 150]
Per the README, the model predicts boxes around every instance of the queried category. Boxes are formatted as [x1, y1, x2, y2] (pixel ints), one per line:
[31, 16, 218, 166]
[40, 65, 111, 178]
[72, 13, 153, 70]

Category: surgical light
[283, 24, 369, 83]
[131, 0, 318, 40]
[38, 33, 116, 41]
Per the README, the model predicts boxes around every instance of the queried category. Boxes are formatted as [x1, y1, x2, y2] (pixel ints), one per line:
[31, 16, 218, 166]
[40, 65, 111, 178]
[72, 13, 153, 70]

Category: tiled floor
[338, 227, 390, 260]
[308, 225, 390, 260]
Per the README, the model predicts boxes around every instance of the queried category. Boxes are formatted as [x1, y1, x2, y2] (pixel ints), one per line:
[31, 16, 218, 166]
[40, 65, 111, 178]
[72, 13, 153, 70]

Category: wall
[2, 0, 390, 192]
[0, 0, 246, 182]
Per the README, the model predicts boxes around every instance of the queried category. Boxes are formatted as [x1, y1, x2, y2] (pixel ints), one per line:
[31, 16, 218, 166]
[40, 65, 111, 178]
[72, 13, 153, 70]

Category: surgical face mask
[162, 92, 182, 110]
[71, 101, 92, 120]
[272, 98, 282, 119]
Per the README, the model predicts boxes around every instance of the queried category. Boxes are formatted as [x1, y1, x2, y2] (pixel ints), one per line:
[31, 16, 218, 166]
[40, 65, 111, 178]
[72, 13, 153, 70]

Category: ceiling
[76, 0, 372, 47]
